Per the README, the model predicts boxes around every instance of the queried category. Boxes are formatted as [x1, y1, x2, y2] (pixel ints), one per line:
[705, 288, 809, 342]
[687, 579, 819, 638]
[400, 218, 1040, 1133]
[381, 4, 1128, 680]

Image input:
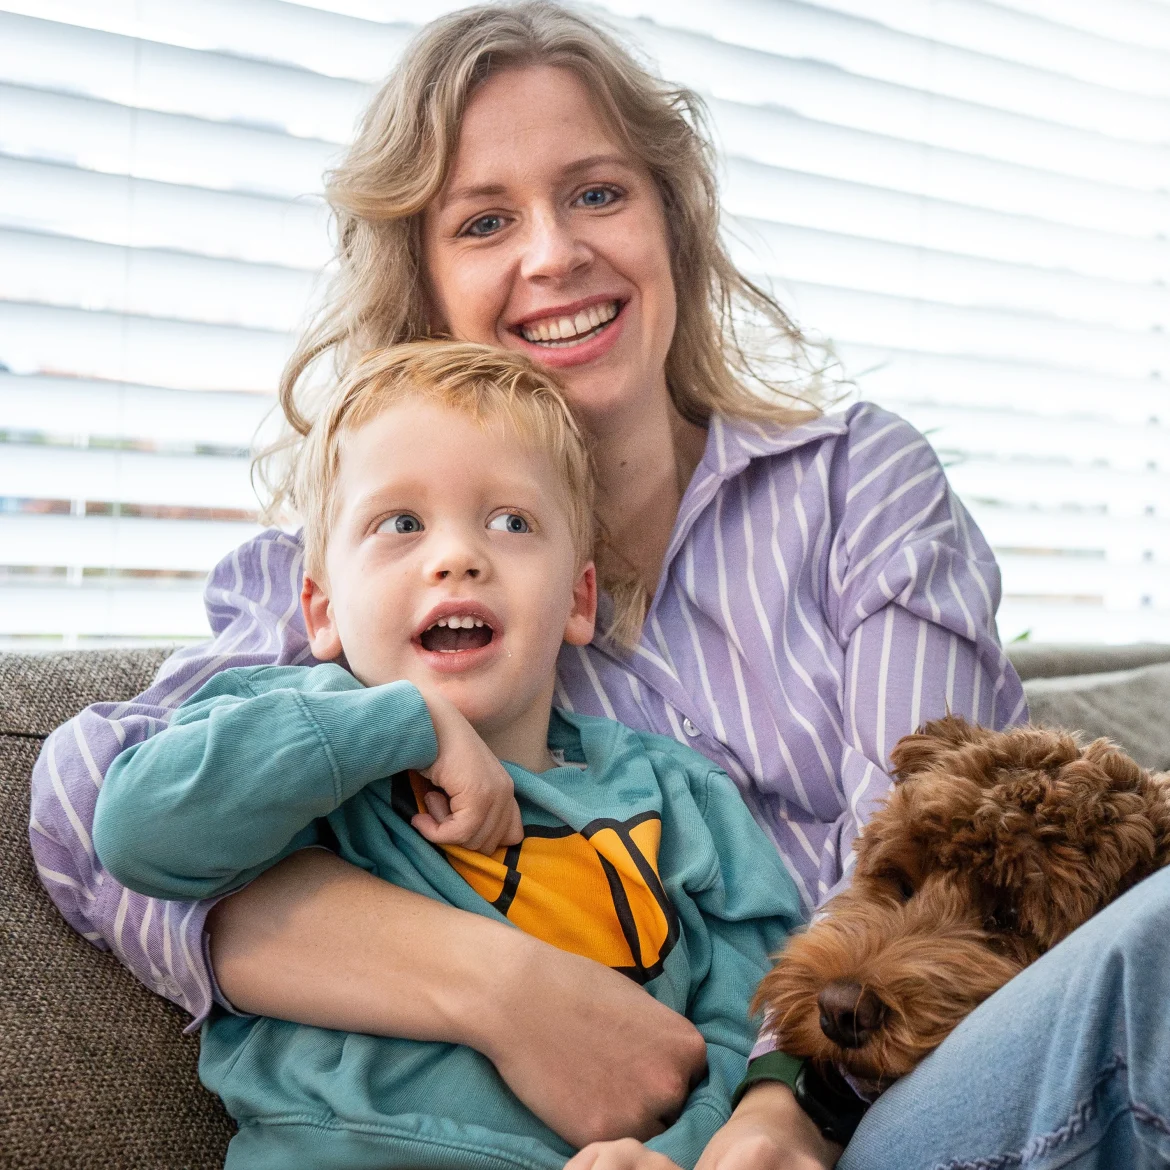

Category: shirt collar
[700, 409, 851, 483]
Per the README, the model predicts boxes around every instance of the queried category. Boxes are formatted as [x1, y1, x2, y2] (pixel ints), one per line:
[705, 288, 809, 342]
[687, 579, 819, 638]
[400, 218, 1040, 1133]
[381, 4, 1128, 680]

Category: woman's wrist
[731, 1082, 842, 1168]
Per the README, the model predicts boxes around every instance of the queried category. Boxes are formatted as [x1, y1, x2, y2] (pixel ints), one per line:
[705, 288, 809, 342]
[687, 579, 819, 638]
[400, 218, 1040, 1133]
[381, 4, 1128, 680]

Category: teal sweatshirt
[94, 664, 802, 1170]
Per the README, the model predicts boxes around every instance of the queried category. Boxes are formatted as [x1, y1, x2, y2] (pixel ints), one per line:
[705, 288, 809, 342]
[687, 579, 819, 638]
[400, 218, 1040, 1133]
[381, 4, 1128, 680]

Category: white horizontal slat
[0, 229, 318, 331]
[609, 0, 1170, 126]
[0, 444, 256, 511]
[0, 302, 292, 392]
[775, 280, 1170, 379]
[995, 553, 1166, 608]
[713, 101, 1170, 240]
[0, 446, 256, 513]
[0, 580, 210, 638]
[0, 0, 412, 84]
[0, 83, 338, 199]
[0, 156, 331, 268]
[786, 0, 1170, 91]
[724, 158, 1170, 286]
[632, 22, 1170, 192]
[0, 514, 261, 572]
[836, 346, 1169, 424]
[991, 0, 1170, 54]
[734, 218, 1170, 332]
[891, 405, 1169, 472]
[997, 601, 1170, 644]
[968, 502, 1170, 561]
[0, 12, 372, 141]
[0, 373, 273, 448]
[945, 457, 1165, 516]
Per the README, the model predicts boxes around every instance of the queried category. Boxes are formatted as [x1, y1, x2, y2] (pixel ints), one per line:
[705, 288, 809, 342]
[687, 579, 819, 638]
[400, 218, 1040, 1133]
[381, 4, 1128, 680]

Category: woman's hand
[565, 1139, 683, 1170]
[695, 1083, 842, 1170]
[412, 684, 523, 852]
[470, 931, 710, 1146]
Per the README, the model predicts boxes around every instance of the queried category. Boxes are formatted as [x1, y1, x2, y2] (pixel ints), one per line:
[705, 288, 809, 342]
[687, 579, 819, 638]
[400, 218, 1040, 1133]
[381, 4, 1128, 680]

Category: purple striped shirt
[28, 402, 1026, 1029]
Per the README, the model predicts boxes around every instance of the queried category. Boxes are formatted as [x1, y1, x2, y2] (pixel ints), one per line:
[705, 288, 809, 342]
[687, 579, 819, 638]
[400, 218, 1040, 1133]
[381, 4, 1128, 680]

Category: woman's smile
[511, 298, 628, 367]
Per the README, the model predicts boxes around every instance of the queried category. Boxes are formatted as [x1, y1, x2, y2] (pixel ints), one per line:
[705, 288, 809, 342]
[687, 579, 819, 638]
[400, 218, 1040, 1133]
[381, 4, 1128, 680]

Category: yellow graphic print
[394, 772, 680, 983]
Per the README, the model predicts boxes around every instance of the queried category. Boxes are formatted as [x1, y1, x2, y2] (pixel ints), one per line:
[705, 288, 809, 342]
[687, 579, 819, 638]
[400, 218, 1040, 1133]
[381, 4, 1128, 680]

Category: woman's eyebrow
[441, 153, 634, 207]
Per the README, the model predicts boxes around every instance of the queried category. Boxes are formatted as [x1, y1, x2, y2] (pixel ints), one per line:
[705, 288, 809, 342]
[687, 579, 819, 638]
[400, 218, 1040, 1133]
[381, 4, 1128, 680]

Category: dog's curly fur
[755, 715, 1170, 1087]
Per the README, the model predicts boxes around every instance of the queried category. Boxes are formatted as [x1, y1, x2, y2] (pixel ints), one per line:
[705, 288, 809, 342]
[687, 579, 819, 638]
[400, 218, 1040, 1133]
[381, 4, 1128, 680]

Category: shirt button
[682, 717, 701, 738]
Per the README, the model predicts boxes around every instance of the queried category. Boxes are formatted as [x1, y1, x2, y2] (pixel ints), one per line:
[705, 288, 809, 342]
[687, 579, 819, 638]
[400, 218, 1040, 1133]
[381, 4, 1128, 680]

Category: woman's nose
[518, 209, 590, 281]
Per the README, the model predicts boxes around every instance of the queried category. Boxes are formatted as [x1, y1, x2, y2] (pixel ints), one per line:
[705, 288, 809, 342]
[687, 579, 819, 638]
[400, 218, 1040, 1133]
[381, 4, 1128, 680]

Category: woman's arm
[825, 406, 1028, 872]
[210, 847, 709, 1147]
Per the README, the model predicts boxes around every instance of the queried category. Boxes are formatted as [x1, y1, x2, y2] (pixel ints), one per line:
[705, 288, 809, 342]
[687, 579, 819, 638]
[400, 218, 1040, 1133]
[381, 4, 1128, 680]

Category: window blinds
[1, 0, 1167, 645]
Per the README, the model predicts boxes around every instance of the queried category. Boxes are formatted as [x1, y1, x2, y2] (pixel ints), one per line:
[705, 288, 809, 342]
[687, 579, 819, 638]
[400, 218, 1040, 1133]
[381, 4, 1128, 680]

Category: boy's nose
[426, 535, 486, 582]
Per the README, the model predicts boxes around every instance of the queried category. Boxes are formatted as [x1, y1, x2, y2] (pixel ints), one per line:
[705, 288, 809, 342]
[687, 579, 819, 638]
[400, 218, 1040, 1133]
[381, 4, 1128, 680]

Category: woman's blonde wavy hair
[257, 0, 829, 644]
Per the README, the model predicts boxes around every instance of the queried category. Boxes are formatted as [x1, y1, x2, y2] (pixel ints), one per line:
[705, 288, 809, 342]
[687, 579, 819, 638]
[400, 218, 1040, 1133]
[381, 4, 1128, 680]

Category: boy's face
[302, 398, 596, 744]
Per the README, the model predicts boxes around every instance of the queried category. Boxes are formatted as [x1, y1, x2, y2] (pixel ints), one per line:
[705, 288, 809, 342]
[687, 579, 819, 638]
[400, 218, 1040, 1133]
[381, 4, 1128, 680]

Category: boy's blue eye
[378, 513, 423, 534]
[488, 512, 530, 534]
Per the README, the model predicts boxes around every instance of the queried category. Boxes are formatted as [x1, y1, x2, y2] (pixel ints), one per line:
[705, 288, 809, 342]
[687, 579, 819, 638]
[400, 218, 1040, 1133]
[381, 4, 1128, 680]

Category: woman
[29, 4, 1168, 1168]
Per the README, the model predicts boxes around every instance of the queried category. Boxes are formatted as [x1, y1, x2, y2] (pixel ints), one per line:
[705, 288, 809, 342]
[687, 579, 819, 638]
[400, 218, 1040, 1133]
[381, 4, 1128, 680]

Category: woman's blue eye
[465, 214, 505, 237]
[488, 512, 530, 534]
[378, 513, 423, 534]
[578, 187, 615, 208]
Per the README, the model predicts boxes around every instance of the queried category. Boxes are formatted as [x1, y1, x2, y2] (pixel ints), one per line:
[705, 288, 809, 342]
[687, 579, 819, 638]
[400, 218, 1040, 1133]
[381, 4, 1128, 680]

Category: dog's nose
[817, 981, 887, 1049]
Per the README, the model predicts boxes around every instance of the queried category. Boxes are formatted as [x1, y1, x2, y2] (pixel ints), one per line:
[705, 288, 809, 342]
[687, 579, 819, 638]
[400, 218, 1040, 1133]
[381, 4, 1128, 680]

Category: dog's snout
[817, 981, 887, 1049]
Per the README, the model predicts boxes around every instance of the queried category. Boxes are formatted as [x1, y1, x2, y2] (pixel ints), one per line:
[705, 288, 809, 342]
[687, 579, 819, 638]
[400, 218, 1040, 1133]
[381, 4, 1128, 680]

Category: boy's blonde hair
[296, 342, 596, 592]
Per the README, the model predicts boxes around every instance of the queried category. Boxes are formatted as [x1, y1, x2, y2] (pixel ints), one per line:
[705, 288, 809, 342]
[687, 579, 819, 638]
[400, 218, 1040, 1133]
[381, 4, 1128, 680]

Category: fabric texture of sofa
[2, 644, 1169, 1168]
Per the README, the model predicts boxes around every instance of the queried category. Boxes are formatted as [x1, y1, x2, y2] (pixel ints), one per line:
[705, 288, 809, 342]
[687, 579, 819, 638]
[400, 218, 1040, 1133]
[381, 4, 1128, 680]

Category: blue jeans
[839, 867, 1170, 1169]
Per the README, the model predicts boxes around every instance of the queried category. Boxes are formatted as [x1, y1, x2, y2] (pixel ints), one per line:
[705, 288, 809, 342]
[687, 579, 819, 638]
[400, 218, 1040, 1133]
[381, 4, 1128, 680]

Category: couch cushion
[1023, 661, 1170, 772]
[0, 649, 234, 1170]
[1008, 641, 1170, 682]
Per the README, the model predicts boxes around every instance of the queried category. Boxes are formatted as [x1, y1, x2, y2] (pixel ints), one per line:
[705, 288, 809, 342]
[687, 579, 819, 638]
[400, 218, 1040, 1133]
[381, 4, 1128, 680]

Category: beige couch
[3, 645, 1169, 1168]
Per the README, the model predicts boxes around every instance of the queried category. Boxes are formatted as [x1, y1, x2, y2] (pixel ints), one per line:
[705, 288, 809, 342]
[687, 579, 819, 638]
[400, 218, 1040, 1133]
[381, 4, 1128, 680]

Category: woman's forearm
[207, 847, 511, 1041]
[207, 848, 709, 1148]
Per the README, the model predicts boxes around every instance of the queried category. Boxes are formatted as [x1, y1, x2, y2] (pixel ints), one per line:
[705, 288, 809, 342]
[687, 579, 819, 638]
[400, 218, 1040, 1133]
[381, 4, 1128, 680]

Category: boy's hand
[412, 686, 524, 853]
[694, 1083, 841, 1170]
[565, 1139, 682, 1170]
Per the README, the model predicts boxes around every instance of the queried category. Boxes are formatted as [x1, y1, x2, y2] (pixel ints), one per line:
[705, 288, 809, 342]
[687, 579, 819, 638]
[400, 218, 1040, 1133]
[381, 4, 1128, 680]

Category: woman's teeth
[520, 301, 618, 346]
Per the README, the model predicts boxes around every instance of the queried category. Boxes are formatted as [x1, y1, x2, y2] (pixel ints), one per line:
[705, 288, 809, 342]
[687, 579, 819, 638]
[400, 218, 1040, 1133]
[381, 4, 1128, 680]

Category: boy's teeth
[432, 615, 484, 630]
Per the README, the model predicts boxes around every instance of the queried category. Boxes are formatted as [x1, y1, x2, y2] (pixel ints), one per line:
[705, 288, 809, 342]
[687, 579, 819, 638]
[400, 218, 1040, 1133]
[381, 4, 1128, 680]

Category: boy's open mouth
[419, 614, 494, 653]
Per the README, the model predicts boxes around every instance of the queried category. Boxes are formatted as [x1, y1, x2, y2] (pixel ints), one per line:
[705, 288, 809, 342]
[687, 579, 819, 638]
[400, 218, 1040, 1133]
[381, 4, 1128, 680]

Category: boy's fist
[412, 686, 524, 854]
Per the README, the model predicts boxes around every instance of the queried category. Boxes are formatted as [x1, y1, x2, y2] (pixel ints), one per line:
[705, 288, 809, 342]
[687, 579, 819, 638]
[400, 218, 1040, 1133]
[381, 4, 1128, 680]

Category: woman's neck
[589, 391, 708, 601]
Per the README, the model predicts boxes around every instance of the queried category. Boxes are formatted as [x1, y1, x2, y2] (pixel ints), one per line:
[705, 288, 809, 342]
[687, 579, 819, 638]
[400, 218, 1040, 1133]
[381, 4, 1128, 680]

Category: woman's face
[422, 65, 677, 430]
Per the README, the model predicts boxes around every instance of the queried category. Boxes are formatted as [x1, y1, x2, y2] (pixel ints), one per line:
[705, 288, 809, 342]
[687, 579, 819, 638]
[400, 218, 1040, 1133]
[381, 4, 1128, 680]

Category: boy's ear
[301, 575, 343, 661]
[563, 561, 597, 647]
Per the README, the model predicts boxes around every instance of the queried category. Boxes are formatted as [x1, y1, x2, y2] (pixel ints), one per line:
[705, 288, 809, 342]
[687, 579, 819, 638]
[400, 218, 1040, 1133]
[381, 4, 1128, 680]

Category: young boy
[93, 342, 802, 1170]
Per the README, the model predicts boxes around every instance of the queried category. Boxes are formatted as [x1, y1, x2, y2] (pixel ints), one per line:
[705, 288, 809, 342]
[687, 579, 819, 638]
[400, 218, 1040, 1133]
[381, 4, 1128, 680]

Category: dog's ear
[889, 715, 994, 782]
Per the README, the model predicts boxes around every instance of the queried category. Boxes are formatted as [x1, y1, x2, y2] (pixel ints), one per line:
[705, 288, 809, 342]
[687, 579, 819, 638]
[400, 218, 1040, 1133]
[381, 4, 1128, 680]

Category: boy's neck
[476, 692, 559, 775]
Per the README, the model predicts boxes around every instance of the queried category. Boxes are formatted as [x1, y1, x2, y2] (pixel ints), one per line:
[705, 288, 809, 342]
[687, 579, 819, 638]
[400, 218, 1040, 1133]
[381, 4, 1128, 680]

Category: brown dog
[755, 715, 1170, 1091]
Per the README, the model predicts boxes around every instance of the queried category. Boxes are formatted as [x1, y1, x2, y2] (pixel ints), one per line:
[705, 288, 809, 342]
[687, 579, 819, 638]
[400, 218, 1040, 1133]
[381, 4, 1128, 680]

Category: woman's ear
[301, 575, 343, 661]
[563, 561, 597, 647]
